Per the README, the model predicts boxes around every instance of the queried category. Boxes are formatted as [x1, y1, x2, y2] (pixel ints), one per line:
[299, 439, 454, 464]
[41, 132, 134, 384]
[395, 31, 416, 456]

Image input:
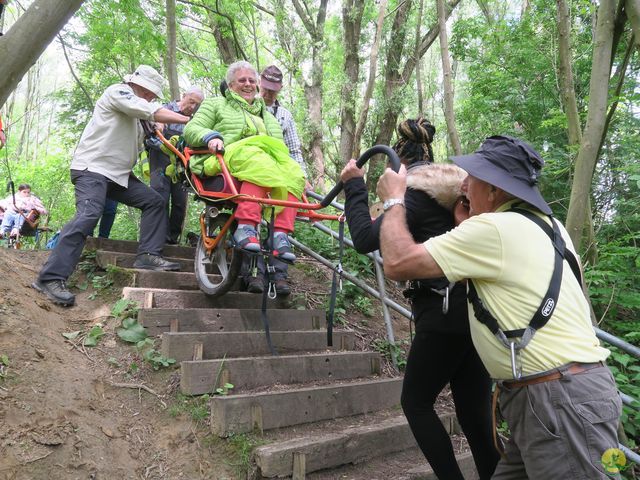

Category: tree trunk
[415, 0, 425, 116]
[0, 0, 85, 108]
[556, 0, 582, 145]
[368, 0, 461, 191]
[625, 0, 640, 49]
[565, 0, 615, 251]
[338, 0, 365, 165]
[352, 0, 388, 157]
[437, 0, 462, 155]
[166, 0, 180, 99]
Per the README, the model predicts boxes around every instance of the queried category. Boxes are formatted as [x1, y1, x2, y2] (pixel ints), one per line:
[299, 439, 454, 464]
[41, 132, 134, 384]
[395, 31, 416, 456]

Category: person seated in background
[0, 183, 48, 238]
[183, 60, 305, 265]
[147, 86, 204, 245]
[340, 118, 498, 479]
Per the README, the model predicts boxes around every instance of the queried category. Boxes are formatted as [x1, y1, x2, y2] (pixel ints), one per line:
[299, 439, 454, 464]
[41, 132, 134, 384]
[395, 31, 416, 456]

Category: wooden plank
[292, 452, 306, 480]
[210, 378, 403, 435]
[180, 352, 381, 395]
[123, 287, 291, 309]
[144, 291, 154, 309]
[162, 331, 358, 363]
[192, 342, 204, 361]
[139, 308, 323, 336]
[169, 318, 179, 333]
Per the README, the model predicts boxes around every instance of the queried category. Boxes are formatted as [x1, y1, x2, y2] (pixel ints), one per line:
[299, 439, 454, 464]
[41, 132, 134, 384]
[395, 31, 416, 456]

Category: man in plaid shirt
[240, 65, 308, 296]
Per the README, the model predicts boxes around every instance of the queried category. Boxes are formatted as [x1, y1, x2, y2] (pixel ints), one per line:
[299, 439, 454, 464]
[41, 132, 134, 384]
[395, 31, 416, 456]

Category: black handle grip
[320, 145, 401, 208]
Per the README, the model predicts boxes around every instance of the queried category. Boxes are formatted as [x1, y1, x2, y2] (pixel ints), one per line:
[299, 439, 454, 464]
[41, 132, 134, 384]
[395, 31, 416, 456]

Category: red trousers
[234, 181, 297, 233]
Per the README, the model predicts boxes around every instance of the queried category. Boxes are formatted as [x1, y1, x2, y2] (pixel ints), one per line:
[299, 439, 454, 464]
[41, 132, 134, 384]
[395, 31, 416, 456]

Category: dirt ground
[0, 248, 241, 480]
[0, 247, 441, 480]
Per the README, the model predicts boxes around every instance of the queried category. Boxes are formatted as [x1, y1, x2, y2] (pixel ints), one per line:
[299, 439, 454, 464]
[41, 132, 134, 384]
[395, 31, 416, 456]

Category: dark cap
[260, 65, 283, 92]
[451, 135, 552, 215]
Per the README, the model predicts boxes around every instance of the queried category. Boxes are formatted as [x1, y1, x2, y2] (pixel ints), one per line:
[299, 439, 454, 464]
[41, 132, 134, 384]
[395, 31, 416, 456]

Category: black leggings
[401, 330, 499, 480]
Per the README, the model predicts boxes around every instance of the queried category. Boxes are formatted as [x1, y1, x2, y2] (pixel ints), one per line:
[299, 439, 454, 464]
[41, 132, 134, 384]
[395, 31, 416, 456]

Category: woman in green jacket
[183, 61, 305, 262]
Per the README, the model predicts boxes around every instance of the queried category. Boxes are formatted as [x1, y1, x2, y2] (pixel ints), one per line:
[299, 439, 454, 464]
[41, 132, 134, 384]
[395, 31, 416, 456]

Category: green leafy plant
[62, 325, 105, 347]
[371, 338, 408, 370]
[135, 338, 176, 370]
[168, 393, 211, 423]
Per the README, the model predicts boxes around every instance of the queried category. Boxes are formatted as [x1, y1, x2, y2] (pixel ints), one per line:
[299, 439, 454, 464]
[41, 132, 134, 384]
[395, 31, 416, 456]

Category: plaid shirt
[267, 102, 307, 177]
[0, 193, 47, 215]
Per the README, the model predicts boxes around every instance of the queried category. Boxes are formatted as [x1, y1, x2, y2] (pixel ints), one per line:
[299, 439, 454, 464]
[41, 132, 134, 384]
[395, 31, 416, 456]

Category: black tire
[194, 213, 242, 297]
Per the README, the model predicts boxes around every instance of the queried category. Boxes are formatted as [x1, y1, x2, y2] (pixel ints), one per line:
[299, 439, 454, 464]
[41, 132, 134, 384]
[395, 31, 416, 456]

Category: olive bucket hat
[451, 135, 552, 215]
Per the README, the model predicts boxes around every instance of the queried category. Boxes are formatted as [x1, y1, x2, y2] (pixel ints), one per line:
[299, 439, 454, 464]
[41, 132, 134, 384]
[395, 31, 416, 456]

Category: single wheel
[194, 212, 242, 297]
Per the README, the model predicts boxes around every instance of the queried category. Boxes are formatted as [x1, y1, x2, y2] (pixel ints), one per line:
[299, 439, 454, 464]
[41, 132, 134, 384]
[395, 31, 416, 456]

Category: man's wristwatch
[383, 198, 405, 211]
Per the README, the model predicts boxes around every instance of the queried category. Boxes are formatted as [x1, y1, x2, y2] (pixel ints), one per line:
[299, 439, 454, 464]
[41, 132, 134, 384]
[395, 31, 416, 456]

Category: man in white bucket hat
[33, 65, 191, 307]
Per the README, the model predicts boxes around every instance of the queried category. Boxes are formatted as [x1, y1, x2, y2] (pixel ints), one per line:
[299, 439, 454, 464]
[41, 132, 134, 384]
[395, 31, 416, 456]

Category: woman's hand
[377, 164, 407, 201]
[453, 196, 470, 225]
[208, 138, 224, 154]
[340, 159, 365, 182]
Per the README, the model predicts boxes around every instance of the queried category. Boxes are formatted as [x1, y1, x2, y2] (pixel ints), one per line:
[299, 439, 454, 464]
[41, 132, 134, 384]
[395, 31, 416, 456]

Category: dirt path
[0, 249, 238, 480]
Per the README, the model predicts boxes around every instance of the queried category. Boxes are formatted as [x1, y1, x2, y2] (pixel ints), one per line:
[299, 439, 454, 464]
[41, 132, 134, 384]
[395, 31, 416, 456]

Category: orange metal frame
[155, 130, 343, 252]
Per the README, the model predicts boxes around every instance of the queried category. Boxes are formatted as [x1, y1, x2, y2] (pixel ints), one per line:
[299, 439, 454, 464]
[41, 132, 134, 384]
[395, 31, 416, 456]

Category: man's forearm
[153, 108, 189, 124]
[380, 204, 445, 280]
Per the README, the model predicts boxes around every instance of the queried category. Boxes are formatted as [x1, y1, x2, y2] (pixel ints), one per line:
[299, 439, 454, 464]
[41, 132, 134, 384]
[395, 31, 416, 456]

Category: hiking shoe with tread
[246, 276, 264, 294]
[272, 232, 296, 263]
[32, 279, 76, 306]
[133, 253, 181, 271]
[275, 279, 291, 296]
[233, 225, 260, 253]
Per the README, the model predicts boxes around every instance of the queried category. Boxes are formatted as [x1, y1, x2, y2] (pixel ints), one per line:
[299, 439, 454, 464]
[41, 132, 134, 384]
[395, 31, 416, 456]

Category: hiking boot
[246, 276, 264, 294]
[133, 253, 181, 271]
[32, 279, 75, 307]
[234, 225, 260, 253]
[272, 232, 296, 263]
[275, 279, 291, 296]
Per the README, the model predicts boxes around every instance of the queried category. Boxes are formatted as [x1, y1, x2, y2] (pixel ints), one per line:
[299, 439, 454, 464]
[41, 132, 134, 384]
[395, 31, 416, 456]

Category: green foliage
[168, 393, 211, 423]
[607, 347, 640, 446]
[116, 317, 148, 344]
[135, 338, 176, 370]
[371, 338, 408, 370]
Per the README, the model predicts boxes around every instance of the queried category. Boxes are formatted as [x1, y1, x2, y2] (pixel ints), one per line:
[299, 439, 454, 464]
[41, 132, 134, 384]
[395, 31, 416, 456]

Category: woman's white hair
[226, 61, 258, 85]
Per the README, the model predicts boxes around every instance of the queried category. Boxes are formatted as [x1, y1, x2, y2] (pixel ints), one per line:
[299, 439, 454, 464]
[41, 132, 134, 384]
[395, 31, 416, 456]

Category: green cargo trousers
[493, 364, 622, 480]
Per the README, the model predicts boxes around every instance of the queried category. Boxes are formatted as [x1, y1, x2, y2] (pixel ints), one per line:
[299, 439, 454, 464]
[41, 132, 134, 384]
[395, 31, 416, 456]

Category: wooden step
[86, 236, 195, 258]
[96, 250, 195, 272]
[253, 413, 459, 478]
[123, 287, 291, 309]
[139, 308, 324, 336]
[210, 377, 403, 436]
[162, 330, 357, 362]
[180, 351, 382, 395]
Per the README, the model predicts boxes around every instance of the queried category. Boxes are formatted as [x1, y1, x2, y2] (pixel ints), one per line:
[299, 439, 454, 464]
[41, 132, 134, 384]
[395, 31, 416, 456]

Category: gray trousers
[493, 364, 622, 480]
[39, 169, 166, 282]
[149, 148, 187, 244]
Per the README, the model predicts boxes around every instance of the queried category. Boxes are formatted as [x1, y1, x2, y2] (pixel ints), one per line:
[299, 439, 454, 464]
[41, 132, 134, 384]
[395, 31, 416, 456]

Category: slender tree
[437, 0, 462, 155]
[565, 0, 616, 250]
[0, 0, 86, 108]
[338, 0, 365, 164]
[166, 0, 181, 99]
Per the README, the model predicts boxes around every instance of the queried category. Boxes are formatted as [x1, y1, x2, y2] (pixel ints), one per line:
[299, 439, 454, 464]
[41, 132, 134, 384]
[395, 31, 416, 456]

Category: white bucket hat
[124, 65, 164, 98]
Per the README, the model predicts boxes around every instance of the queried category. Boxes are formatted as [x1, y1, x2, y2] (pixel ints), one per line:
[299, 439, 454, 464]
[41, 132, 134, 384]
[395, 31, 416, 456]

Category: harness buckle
[268, 281, 277, 299]
[509, 341, 523, 380]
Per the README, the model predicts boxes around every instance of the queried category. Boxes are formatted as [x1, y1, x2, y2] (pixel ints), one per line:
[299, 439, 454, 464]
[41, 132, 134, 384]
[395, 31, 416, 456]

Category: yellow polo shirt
[425, 201, 609, 380]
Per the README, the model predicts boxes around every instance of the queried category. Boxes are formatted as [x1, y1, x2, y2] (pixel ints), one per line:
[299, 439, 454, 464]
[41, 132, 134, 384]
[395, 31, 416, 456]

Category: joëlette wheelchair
[155, 129, 400, 300]
[1, 208, 50, 249]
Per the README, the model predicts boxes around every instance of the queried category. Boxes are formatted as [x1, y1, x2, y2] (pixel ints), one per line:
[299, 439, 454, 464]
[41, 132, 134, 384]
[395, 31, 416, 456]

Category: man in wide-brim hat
[33, 65, 192, 307]
[376, 135, 621, 478]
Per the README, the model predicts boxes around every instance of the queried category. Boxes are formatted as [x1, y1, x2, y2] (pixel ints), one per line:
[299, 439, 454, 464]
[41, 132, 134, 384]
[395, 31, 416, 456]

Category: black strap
[260, 207, 277, 356]
[469, 208, 583, 342]
[326, 219, 345, 347]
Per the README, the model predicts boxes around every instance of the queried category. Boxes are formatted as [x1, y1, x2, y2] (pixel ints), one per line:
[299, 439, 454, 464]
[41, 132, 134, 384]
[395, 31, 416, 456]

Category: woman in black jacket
[341, 118, 499, 479]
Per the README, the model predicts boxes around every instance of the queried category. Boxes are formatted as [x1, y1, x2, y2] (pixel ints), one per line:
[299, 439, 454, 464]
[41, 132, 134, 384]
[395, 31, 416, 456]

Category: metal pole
[373, 250, 397, 369]
[595, 327, 640, 359]
[289, 236, 412, 319]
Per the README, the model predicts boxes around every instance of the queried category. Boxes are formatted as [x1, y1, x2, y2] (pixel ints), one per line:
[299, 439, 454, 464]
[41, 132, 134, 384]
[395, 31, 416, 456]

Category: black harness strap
[260, 207, 277, 356]
[326, 219, 345, 347]
[468, 208, 582, 350]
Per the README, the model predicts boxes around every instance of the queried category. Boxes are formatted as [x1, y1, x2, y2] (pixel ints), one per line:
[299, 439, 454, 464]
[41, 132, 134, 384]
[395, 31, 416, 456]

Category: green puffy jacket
[183, 90, 305, 200]
[183, 92, 284, 176]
